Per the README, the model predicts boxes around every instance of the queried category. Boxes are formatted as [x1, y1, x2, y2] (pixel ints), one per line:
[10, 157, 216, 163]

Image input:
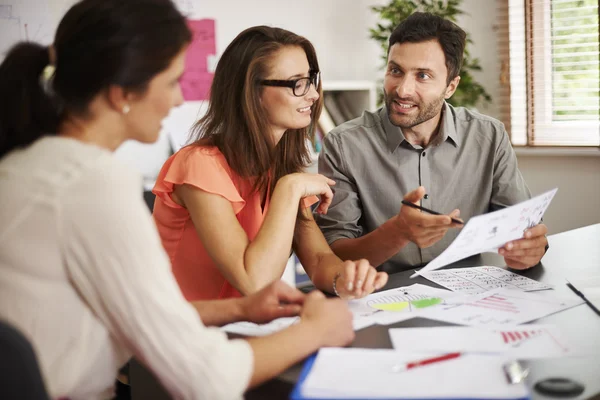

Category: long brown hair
[188, 26, 323, 194]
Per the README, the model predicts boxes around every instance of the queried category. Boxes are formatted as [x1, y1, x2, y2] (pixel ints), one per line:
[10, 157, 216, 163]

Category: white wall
[11, 0, 594, 233]
[516, 154, 600, 234]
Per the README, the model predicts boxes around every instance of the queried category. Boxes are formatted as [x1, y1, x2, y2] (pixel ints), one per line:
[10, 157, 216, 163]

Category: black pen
[401, 200, 464, 225]
[566, 281, 600, 316]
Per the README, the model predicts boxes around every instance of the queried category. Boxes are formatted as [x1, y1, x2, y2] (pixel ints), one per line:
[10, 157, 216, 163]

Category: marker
[392, 352, 461, 372]
[401, 200, 464, 225]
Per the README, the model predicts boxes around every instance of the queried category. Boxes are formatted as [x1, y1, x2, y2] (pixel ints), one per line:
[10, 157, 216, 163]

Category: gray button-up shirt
[315, 103, 531, 272]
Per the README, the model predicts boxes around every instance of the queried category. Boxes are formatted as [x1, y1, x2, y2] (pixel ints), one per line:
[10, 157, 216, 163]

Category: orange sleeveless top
[152, 145, 317, 301]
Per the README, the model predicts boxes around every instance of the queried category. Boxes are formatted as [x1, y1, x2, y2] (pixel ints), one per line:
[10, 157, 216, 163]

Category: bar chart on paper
[420, 288, 583, 327]
[388, 325, 574, 358]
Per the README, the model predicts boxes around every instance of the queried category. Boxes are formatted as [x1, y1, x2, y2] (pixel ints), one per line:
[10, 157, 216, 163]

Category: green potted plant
[369, 0, 492, 108]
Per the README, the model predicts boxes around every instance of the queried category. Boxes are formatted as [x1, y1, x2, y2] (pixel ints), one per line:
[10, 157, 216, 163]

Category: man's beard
[384, 89, 446, 129]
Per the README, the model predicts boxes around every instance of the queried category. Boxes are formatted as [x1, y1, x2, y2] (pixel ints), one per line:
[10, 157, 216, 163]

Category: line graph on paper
[420, 288, 583, 327]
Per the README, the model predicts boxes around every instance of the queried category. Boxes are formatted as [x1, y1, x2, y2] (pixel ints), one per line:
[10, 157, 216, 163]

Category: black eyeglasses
[260, 71, 320, 97]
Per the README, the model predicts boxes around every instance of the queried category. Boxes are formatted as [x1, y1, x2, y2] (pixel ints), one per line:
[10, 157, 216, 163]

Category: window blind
[498, 0, 600, 146]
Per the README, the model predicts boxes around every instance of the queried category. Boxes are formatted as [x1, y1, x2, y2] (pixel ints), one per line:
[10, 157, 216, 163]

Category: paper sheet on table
[299, 348, 529, 399]
[389, 325, 576, 358]
[411, 188, 557, 278]
[221, 316, 298, 336]
[418, 287, 583, 327]
[347, 284, 460, 330]
[569, 276, 600, 310]
[421, 266, 553, 295]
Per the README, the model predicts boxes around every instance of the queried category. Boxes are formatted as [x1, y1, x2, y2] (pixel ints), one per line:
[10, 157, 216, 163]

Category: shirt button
[424, 194, 429, 199]
[422, 152, 426, 157]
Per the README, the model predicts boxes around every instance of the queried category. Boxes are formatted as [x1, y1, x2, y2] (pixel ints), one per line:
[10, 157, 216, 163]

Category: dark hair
[189, 26, 323, 195]
[0, 0, 191, 158]
[388, 12, 466, 84]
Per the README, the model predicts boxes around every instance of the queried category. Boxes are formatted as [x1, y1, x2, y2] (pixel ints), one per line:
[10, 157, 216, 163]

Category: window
[499, 0, 599, 146]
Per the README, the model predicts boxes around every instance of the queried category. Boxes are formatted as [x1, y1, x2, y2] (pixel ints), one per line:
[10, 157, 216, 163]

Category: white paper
[300, 348, 528, 399]
[389, 325, 576, 358]
[412, 188, 557, 278]
[421, 266, 553, 294]
[221, 316, 298, 336]
[419, 288, 583, 327]
[347, 284, 460, 329]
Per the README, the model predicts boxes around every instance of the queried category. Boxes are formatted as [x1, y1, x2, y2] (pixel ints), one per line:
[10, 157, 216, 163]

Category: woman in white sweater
[0, 0, 354, 399]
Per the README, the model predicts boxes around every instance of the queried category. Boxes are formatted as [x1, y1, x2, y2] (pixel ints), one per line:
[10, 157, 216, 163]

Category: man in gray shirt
[315, 12, 548, 273]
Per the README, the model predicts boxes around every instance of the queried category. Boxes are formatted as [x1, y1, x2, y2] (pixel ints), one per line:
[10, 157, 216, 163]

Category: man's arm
[317, 136, 461, 267]
[491, 125, 547, 268]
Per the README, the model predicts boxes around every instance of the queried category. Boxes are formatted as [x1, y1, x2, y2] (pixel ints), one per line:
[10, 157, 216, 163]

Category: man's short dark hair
[388, 12, 466, 84]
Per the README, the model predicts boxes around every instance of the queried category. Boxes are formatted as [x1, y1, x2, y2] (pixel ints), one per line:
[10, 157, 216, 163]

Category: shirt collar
[380, 102, 461, 152]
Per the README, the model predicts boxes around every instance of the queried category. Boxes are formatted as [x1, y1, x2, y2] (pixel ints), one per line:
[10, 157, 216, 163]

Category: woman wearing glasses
[152, 26, 388, 301]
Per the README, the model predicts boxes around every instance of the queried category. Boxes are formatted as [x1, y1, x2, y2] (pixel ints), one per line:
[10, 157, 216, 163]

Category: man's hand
[499, 223, 548, 270]
[240, 281, 305, 324]
[335, 259, 388, 299]
[394, 186, 462, 248]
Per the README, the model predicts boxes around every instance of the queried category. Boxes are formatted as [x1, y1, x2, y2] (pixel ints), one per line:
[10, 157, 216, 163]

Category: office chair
[143, 191, 156, 212]
[0, 320, 50, 400]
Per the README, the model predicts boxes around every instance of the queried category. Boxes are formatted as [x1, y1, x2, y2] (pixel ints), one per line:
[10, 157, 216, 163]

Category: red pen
[392, 352, 461, 372]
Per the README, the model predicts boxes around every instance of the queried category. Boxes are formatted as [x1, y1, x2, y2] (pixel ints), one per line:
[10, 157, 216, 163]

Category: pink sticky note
[181, 19, 216, 101]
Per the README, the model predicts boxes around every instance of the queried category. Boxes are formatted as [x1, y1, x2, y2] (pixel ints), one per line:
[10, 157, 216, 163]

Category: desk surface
[132, 224, 600, 400]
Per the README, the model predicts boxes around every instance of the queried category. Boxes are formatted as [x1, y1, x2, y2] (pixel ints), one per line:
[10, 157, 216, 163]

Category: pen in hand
[401, 200, 464, 225]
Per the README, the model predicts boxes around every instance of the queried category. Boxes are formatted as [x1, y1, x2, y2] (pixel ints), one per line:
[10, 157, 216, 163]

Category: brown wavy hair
[188, 26, 323, 194]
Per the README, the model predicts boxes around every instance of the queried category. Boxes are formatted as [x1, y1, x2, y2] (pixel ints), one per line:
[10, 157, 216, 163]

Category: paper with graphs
[411, 188, 557, 278]
[348, 284, 459, 330]
[419, 287, 582, 327]
[389, 325, 576, 358]
[420, 266, 553, 294]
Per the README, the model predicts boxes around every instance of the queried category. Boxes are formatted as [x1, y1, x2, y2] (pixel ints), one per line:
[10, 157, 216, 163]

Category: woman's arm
[191, 280, 305, 327]
[294, 209, 388, 298]
[175, 173, 334, 295]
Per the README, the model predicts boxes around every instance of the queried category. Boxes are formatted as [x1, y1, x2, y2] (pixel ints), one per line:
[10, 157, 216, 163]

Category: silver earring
[122, 104, 130, 114]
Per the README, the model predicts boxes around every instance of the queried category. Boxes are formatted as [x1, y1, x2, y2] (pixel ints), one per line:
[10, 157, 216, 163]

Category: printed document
[412, 188, 557, 278]
[420, 266, 552, 294]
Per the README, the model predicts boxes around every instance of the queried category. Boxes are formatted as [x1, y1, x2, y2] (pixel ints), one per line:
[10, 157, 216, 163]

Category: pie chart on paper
[368, 296, 444, 312]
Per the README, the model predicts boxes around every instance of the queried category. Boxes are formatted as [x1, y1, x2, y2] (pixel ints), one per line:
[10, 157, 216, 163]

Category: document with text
[412, 188, 557, 278]
[420, 266, 553, 294]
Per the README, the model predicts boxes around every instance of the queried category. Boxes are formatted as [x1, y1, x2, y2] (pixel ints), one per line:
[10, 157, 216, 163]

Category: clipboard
[290, 350, 531, 400]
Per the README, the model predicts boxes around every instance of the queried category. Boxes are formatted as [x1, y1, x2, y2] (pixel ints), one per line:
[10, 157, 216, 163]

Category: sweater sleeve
[61, 157, 253, 400]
